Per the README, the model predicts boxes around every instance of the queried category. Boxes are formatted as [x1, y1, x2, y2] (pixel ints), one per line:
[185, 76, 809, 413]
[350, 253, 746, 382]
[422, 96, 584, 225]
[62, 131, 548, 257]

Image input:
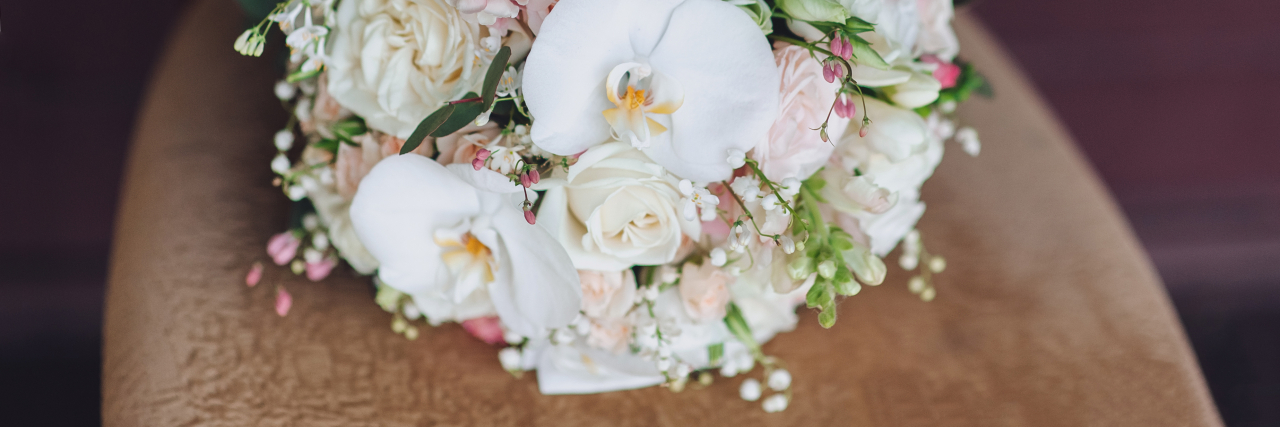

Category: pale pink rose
[333, 132, 425, 199]
[246, 262, 264, 287]
[753, 44, 849, 182]
[462, 316, 506, 345]
[679, 261, 733, 322]
[586, 318, 631, 353]
[578, 269, 637, 319]
[267, 232, 301, 266]
[305, 257, 338, 281]
[275, 286, 293, 317]
[524, 0, 559, 35]
[434, 122, 502, 166]
[302, 73, 349, 138]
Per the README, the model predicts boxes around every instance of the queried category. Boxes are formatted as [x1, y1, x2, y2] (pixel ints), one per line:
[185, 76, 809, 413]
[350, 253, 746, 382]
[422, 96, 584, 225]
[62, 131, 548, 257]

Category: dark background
[1, 0, 1277, 425]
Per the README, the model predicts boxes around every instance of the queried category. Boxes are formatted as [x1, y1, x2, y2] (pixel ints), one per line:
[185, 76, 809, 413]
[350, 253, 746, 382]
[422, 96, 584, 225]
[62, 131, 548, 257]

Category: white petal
[533, 342, 664, 394]
[446, 163, 523, 194]
[643, 0, 778, 182]
[487, 203, 583, 337]
[349, 155, 481, 298]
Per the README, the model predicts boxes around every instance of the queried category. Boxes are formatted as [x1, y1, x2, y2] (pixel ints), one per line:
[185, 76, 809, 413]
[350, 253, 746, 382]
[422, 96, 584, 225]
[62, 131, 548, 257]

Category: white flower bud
[302, 213, 319, 231]
[675, 363, 692, 378]
[643, 285, 660, 302]
[311, 232, 329, 250]
[402, 302, 421, 320]
[767, 369, 792, 391]
[274, 129, 295, 151]
[552, 328, 575, 345]
[727, 266, 741, 276]
[780, 178, 801, 197]
[709, 248, 727, 267]
[503, 330, 524, 345]
[739, 378, 762, 401]
[498, 347, 522, 371]
[303, 247, 323, 263]
[899, 253, 919, 271]
[780, 236, 795, 254]
[761, 196, 778, 211]
[720, 364, 739, 378]
[274, 80, 296, 100]
[940, 100, 957, 113]
[817, 260, 837, 279]
[290, 259, 305, 274]
[921, 287, 937, 302]
[656, 357, 672, 372]
[726, 149, 746, 168]
[908, 276, 927, 293]
[270, 154, 291, 174]
[286, 185, 307, 201]
[929, 256, 947, 273]
[762, 394, 789, 412]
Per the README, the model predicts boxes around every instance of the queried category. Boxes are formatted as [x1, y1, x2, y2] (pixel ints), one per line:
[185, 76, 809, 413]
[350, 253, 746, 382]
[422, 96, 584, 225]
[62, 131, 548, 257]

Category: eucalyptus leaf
[433, 98, 485, 137]
[849, 35, 890, 70]
[482, 46, 512, 109]
[402, 104, 455, 155]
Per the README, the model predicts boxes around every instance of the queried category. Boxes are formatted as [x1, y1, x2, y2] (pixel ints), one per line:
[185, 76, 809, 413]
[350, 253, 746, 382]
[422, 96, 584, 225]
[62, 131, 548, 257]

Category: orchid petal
[487, 203, 583, 337]
[446, 163, 523, 194]
[349, 155, 481, 299]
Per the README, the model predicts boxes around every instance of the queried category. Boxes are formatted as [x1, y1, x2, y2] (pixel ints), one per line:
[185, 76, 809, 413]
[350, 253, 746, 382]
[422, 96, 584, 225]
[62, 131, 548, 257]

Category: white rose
[914, 0, 959, 61]
[832, 97, 943, 255]
[327, 0, 485, 139]
[538, 142, 701, 271]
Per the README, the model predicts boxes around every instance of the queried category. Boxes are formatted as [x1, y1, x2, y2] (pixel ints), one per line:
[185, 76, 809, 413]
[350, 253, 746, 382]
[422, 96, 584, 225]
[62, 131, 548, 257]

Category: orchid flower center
[436, 229, 496, 302]
[602, 62, 684, 149]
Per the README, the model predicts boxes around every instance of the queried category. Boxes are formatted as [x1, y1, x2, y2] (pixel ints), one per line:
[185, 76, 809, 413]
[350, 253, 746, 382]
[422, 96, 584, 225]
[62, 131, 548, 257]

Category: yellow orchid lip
[602, 62, 684, 149]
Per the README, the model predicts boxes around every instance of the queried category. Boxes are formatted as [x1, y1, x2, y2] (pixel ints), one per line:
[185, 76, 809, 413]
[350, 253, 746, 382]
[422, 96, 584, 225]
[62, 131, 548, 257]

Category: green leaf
[723, 303, 761, 356]
[481, 46, 512, 110]
[708, 343, 725, 366]
[834, 279, 862, 296]
[848, 35, 890, 70]
[286, 67, 322, 83]
[401, 104, 455, 154]
[433, 96, 486, 137]
[829, 235, 854, 252]
[312, 138, 340, 154]
[805, 281, 833, 309]
[818, 305, 837, 328]
[843, 16, 876, 33]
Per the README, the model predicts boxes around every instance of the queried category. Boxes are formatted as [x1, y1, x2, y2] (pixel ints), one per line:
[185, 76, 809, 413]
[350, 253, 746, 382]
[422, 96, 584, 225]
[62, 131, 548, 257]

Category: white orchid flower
[349, 155, 582, 338]
[522, 0, 779, 182]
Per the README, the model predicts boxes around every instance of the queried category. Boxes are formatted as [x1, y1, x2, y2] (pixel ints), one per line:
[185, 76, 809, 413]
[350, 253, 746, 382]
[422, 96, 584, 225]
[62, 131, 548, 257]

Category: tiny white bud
[908, 276, 927, 293]
[678, 179, 695, 196]
[709, 248, 727, 267]
[761, 196, 778, 211]
[767, 369, 792, 391]
[720, 364, 739, 378]
[817, 260, 837, 279]
[780, 178, 801, 197]
[956, 127, 981, 157]
[660, 265, 679, 283]
[726, 149, 746, 168]
[552, 328, 575, 345]
[762, 394, 789, 412]
[921, 287, 937, 302]
[643, 285, 660, 301]
[899, 254, 919, 271]
[928, 256, 947, 273]
[286, 185, 307, 201]
[503, 330, 524, 345]
[656, 357, 672, 372]
[302, 213, 319, 231]
[290, 259, 305, 274]
[739, 378, 762, 401]
[270, 154, 291, 174]
[404, 326, 420, 340]
[402, 302, 421, 320]
[675, 363, 692, 378]
[498, 347, 522, 371]
[274, 129, 295, 151]
[940, 100, 957, 113]
[311, 232, 329, 250]
[681, 199, 698, 222]
[474, 109, 491, 126]
[779, 236, 796, 254]
[274, 80, 296, 100]
[303, 247, 323, 263]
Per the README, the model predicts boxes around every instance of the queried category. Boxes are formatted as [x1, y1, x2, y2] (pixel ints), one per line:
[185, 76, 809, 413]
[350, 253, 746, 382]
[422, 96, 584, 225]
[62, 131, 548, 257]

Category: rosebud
[520, 172, 532, 188]
[472, 158, 485, 171]
[524, 209, 536, 225]
[476, 148, 492, 161]
[529, 169, 540, 184]
[859, 125, 869, 138]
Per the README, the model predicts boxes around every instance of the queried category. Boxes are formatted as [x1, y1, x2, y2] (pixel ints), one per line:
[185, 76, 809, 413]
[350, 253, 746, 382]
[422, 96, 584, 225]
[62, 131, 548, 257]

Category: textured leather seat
[102, 0, 1223, 425]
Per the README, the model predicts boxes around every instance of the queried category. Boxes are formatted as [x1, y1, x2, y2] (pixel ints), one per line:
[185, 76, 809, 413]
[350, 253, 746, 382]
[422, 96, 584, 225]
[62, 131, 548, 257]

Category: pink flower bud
[461, 316, 506, 345]
[524, 209, 536, 225]
[475, 148, 492, 161]
[922, 55, 961, 89]
[275, 286, 293, 317]
[530, 169, 540, 184]
[822, 61, 837, 83]
[830, 35, 851, 60]
[859, 126, 869, 138]
[520, 172, 532, 188]
[245, 262, 263, 287]
[266, 232, 301, 266]
[472, 158, 485, 171]
[305, 257, 338, 282]
[834, 94, 857, 119]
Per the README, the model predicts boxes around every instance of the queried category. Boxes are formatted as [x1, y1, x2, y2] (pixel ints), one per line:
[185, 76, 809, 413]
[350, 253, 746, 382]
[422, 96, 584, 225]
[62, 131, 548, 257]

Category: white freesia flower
[537, 142, 700, 271]
[522, 0, 779, 182]
[833, 98, 943, 255]
[349, 154, 582, 337]
[327, 0, 485, 138]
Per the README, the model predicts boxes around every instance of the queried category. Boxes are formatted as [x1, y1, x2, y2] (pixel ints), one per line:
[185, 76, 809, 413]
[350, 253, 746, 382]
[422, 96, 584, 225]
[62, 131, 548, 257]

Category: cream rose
[327, 0, 485, 139]
[753, 44, 848, 182]
[538, 142, 700, 271]
[678, 261, 733, 322]
[579, 269, 638, 319]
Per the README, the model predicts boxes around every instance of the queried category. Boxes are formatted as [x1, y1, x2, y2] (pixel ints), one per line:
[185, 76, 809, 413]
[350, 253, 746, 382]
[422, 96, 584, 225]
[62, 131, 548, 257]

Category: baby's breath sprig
[899, 230, 945, 301]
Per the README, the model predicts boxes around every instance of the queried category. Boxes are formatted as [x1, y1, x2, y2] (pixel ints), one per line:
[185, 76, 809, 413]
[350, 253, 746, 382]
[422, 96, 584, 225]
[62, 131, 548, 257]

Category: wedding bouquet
[236, 0, 986, 412]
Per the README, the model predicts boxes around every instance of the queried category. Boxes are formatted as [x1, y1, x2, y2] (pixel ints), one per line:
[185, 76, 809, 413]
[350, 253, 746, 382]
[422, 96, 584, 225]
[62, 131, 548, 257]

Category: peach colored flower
[578, 269, 637, 319]
[333, 132, 426, 200]
[524, 0, 559, 35]
[679, 261, 733, 322]
[307, 73, 349, 138]
[434, 122, 502, 166]
[752, 44, 849, 182]
[586, 318, 631, 353]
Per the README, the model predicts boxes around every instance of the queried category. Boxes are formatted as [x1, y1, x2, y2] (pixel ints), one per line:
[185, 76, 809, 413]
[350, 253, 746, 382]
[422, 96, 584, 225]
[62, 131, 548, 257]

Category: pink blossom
[679, 261, 733, 322]
[923, 55, 960, 89]
[245, 262, 263, 287]
[462, 316, 506, 345]
[578, 270, 637, 319]
[334, 132, 423, 200]
[434, 123, 500, 166]
[753, 45, 849, 182]
[275, 286, 293, 317]
[267, 232, 301, 266]
[834, 93, 857, 119]
[305, 257, 338, 281]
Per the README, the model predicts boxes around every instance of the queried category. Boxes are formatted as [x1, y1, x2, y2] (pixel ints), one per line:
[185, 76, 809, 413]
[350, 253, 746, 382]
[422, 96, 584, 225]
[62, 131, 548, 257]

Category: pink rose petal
[245, 262, 263, 287]
[305, 258, 338, 282]
[275, 286, 293, 317]
[266, 232, 301, 266]
[462, 316, 506, 345]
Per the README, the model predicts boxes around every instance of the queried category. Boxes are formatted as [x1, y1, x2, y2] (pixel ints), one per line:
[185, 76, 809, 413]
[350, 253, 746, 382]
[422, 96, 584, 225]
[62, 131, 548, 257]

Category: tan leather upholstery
[103, 0, 1223, 425]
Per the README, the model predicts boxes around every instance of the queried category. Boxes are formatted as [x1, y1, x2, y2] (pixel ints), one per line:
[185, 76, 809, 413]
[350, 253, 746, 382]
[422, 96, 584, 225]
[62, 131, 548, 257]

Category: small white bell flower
[709, 248, 727, 267]
[274, 129, 295, 151]
[274, 80, 296, 100]
[498, 347, 522, 371]
[726, 149, 746, 169]
[311, 232, 329, 250]
[270, 154, 291, 174]
[767, 369, 792, 391]
[762, 394, 789, 412]
[286, 185, 307, 201]
[739, 378, 762, 401]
